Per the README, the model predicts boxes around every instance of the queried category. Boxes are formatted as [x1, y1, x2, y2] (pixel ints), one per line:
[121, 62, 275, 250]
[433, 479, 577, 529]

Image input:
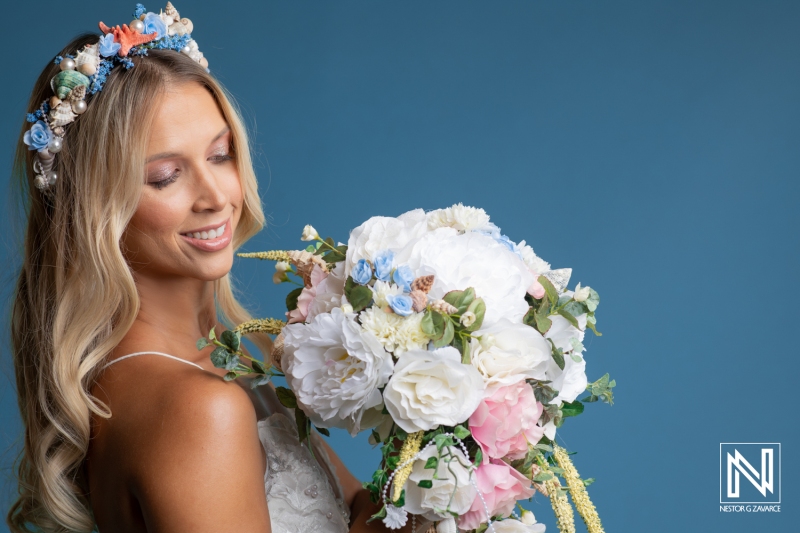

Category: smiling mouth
[180, 222, 227, 240]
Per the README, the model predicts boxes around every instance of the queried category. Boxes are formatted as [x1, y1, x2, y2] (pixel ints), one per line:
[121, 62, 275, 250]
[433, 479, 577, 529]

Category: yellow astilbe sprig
[536, 456, 576, 533]
[234, 318, 286, 336]
[553, 445, 605, 533]
[237, 250, 292, 262]
[392, 431, 424, 502]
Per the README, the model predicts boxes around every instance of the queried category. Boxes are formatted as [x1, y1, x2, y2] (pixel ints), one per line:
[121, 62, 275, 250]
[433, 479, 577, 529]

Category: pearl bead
[130, 19, 145, 33]
[59, 58, 76, 71]
[46, 171, 58, 186]
[72, 100, 88, 114]
[181, 45, 191, 54]
[47, 138, 63, 153]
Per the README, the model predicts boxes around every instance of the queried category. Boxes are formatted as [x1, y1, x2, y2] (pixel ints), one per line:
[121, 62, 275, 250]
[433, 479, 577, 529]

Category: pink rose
[469, 381, 544, 462]
[286, 265, 328, 324]
[526, 271, 545, 299]
[458, 460, 535, 531]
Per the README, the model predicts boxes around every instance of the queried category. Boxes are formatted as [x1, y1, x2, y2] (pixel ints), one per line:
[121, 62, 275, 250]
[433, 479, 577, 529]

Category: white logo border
[719, 442, 781, 504]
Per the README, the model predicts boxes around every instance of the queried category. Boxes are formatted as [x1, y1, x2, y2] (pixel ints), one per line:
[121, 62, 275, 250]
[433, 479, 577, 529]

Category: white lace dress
[242, 380, 351, 533]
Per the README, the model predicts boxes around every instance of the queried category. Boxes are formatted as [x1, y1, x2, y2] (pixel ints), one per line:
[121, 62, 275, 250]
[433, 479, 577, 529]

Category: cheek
[128, 193, 187, 244]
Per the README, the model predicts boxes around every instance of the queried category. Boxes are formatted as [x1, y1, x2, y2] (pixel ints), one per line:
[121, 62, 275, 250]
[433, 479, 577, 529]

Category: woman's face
[123, 82, 243, 282]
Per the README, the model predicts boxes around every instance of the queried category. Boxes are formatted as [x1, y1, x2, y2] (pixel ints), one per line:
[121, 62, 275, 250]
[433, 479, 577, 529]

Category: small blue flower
[98, 34, 121, 57]
[23, 120, 52, 152]
[373, 250, 395, 281]
[352, 259, 373, 285]
[387, 294, 414, 317]
[133, 3, 147, 19]
[143, 12, 167, 39]
[393, 265, 414, 292]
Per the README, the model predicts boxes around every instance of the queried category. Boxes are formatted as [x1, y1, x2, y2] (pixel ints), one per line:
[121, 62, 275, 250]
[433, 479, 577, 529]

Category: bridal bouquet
[198, 204, 614, 533]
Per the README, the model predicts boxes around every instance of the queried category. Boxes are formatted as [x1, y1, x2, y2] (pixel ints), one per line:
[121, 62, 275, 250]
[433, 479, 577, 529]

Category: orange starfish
[98, 22, 158, 57]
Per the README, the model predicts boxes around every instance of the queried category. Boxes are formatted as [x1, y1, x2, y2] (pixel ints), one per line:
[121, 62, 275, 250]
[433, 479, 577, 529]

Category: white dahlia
[426, 203, 492, 232]
[517, 240, 551, 275]
[360, 306, 405, 353]
[371, 280, 403, 309]
[281, 307, 394, 435]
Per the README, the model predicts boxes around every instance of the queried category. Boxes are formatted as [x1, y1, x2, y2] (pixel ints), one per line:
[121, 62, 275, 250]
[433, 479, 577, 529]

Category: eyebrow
[145, 126, 231, 163]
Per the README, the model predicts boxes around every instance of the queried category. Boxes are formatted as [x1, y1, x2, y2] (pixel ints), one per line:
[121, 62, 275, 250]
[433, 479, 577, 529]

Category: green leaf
[422, 310, 445, 340]
[323, 251, 346, 264]
[210, 347, 229, 368]
[585, 288, 600, 312]
[276, 386, 298, 408]
[433, 319, 454, 348]
[561, 400, 585, 418]
[454, 425, 471, 440]
[548, 340, 565, 371]
[533, 471, 554, 482]
[583, 477, 596, 487]
[394, 427, 408, 441]
[348, 285, 373, 313]
[523, 307, 537, 327]
[295, 408, 310, 444]
[208, 326, 217, 341]
[563, 300, 587, 319]
[224, 354, 240, 371]
[557, 308, 579, 329]
[286, 287, 303, 312]
[535, 313, 552, 334]
[585, 314, 602, 336]
[251, 359, 267, 374]
[570, 353, 583, 363]
[443, 288, 476, 314]
[385, 455, 399, 470]
[538, 275, 559, 306]
[316, 426, 331, 437]
[417, 479, 433, 489]
[221, 329, 240, 352]
[394, 489, 406, 508]
[250, 374, 271, 389]
[433, 434, 455, 452]
[459, 334, 471, 364]
[424, 456, 439, 470]
[584, 373, 616, 405]
[367, 505, 387, 523]
[473, 448, 483, 466]
[223, 371, 237, 381]
[534, 443, 553, 452]
[196, 337, 210, 350]
[465, 298, 486, 332]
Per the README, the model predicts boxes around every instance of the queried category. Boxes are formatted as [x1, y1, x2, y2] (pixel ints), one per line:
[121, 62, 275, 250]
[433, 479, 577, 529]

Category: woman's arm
[132, 376, 272, 532]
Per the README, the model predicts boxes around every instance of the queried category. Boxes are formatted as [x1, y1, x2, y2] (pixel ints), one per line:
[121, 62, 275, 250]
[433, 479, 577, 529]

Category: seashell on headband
[23, 2, 208, 192]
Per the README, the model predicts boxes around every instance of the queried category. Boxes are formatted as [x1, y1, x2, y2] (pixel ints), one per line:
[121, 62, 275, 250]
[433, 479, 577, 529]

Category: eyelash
[149, 153, 234, 190]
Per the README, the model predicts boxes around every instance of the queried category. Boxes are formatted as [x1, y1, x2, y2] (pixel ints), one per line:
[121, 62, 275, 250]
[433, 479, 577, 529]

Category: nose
[192, 161, 228, 213]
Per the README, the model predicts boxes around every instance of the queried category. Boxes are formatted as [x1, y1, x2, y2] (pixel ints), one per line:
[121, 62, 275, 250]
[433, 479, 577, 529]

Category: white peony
[371, 280, 403, 308]
[405, 230, 533, 327]
[517, 241, 551, 275]
[384, 347, 485, 432]
[544, 314, 588, 404]
[490, 518, 547, 533]
[282, 307, 394, 435]
[306, 262, 346, 322]
[344, 209, 429, 277]
[470, 319, 551, 391]
[426, 203, 492, 232]
[403, 445, 477, 521]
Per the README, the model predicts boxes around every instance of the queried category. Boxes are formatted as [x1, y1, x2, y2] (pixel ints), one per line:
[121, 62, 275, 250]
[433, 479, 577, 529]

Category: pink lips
[180, 218, 232, 252]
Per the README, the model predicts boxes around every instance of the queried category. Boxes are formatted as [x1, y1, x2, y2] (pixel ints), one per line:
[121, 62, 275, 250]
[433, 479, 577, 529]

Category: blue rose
[98, 34, 121, 57]
[352, 259, 373, 285]
[393, 265, 414, 292]
[23, 120, 52, 152]
[373, 250, 395, 281]
[387, 294, 414, 317]
[143, 12, 167, 38]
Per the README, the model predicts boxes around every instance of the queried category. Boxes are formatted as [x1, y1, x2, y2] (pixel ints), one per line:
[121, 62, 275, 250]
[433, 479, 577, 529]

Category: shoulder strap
[102, 351, 206, 371]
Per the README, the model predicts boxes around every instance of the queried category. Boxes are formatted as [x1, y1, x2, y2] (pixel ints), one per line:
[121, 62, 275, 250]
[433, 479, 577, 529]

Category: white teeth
[185, 223, 227, 240]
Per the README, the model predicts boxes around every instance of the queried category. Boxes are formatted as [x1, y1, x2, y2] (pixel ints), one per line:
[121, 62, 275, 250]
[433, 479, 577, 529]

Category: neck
[120, 270, 220, 360]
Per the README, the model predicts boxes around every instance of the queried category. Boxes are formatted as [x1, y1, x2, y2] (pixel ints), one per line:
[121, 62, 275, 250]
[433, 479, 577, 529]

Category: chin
[190, 256, 234, 282]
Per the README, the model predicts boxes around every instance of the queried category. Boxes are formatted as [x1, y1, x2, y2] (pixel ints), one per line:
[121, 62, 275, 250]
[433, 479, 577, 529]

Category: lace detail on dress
[258, 413, 350, 533]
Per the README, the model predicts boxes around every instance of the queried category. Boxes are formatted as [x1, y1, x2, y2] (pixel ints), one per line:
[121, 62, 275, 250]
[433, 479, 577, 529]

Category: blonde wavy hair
[7, 33, 271, 532]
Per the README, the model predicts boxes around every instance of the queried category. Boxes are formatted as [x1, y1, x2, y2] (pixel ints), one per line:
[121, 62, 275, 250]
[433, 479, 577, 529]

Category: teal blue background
[3, 1, 799, 531]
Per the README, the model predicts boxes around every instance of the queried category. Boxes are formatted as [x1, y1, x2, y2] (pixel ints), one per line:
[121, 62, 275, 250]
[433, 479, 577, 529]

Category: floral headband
[23, 3, 207, 192]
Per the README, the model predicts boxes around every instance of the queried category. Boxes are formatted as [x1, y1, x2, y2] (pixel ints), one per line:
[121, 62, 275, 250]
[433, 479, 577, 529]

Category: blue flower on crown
[98, 34, 121, 57]
[133, 3, 147, 19]
[24, 121, 52, 152]
[143, 12, 167, 39]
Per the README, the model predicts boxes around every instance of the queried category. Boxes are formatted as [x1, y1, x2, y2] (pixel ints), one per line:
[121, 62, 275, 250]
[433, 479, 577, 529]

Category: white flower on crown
[404, 230, 533, 327]
[344, 209, 429, 278]
[426, 203, 492, 232]
[281, 307, 394, 436]
[470, 318, 551, 391]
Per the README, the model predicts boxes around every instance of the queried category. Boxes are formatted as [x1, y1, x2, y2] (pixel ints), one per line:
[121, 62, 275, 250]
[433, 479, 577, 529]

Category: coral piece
[98, 22, 158, 56]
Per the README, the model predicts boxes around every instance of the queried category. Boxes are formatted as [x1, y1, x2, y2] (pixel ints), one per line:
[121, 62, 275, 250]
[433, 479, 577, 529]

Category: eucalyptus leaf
[583, 477, 596, 487]
[548, 340, 565, 371]
[221, 329, 240, 352]
[224, 354, 240, 371]
[348, 285, 373, 313]
[533, 471, 554, 482]
[586, 288, 600, 312]
[563, 300, 587, 318]
[570, 353, 584, 363]
[250, 374, 271, 389]
[251, 359, 267, 374]
[557, 308, 579, 329]
[223, 371, 237, 381]
[443, 288, 476, 313]
[210, 347, 229, 368]
[196, 337, 210, 350]
[422, 310, 445, 340]
[433, 319, 454, 348]
[286, 287, 303, 312]
[208, 326, 217, 341]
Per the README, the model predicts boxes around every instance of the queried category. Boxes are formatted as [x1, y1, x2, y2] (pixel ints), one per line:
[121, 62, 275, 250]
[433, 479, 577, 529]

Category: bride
[7, 5, 400, 532]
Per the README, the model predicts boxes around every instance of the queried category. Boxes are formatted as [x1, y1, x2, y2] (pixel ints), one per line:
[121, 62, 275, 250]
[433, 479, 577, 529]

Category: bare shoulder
[93, 362, 271, 532]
